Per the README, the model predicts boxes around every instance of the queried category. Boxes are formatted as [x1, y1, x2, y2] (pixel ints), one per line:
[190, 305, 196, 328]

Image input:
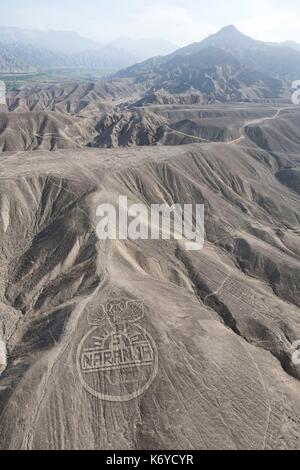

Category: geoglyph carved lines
[76, 298, 158, 402]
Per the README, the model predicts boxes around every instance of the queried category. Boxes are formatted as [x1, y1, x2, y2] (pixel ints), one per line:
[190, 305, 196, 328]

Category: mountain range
[0, 26, 177, 72]
[117, 25, 300, 103]
[2, 23, 300, 104]
[282, 40, 300, 53]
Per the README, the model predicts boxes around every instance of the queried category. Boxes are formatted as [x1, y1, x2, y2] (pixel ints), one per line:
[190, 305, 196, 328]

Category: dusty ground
[1, 83, 298, 151]
[1, 24, 300, 451]
[0, 105, 300, 448]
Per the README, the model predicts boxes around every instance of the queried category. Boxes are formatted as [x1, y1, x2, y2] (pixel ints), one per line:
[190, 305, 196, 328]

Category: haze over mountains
[0, 26, 100, 54]
[2, 23, 300, 106]
[283, 41, 300, 53]
[2, 25, 300, 152]
[0, 25, 177, 72]
[117, 25, 300, 103]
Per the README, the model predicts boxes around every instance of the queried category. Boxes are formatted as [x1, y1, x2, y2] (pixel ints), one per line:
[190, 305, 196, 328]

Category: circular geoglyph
[76, 299, 158, 402]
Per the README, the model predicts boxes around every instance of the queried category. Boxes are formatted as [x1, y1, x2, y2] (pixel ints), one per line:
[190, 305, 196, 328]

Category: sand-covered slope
[3, 91, 299, 151]
[6, 80, 140, 115]
[0, 132, 299, 449]
[0, 111, 97, 151]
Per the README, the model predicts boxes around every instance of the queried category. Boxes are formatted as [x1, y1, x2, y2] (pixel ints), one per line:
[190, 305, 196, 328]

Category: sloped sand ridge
[6, 80, 139, 115]
[0, 111, 98, 152]
[0, 142, 299, 449]
[3, 84, 296, 151]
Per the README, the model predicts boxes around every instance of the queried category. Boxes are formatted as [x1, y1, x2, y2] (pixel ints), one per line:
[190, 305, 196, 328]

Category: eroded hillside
[0, 123, 300, 448]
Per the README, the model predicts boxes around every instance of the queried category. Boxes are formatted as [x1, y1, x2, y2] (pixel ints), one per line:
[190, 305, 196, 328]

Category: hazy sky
[1, 0, 300, 46]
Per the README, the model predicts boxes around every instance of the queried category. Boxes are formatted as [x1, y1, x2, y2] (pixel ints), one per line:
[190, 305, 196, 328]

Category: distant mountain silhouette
[0, 26, 178, 72]
[282, 40, 300, 53]
[117, 25, 300, 102]
[0, 26, 100, 55]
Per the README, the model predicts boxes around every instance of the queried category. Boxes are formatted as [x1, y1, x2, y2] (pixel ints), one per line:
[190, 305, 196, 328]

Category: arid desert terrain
[0, 25, 300, 450]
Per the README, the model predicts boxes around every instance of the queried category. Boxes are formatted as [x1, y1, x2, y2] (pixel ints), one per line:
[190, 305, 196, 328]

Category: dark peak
[219, 25, 240, 34]
[203, 24, 256, 48]
[214, 25, 247, 39]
